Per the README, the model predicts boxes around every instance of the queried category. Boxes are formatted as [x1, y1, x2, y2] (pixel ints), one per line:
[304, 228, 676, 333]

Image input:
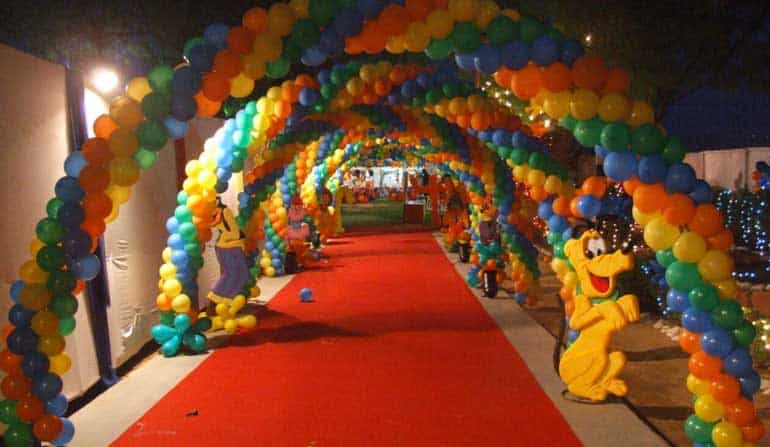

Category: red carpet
[112, 232, 580, 446]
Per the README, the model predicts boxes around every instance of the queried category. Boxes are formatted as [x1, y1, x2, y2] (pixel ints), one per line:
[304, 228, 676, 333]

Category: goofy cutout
[559, 229, 640, 401]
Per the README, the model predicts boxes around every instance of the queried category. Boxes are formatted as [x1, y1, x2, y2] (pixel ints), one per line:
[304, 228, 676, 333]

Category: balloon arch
[0, 1, 764, 446]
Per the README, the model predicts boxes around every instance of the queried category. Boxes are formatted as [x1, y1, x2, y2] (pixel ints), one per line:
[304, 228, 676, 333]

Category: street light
[90, 68, 119, 95]
[584, 34, 593, 45]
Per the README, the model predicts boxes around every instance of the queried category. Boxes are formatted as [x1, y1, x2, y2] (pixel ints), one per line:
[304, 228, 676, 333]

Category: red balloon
[741, 419, 766, 443]
[1, 374, 31, 400]
[710, 373, 741, 404]
[0, 349, 22, 375]
[688, 351, 722, 381]
[725, 398, 757, 426]
[33, 414, 63, 441]
[16, 396, 44, 422]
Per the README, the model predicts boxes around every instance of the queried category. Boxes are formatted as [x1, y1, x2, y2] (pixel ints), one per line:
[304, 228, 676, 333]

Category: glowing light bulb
[90, 68, 119, 95]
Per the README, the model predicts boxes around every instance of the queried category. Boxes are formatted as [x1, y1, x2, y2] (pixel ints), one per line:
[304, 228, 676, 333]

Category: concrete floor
[69, 234, 667, 446]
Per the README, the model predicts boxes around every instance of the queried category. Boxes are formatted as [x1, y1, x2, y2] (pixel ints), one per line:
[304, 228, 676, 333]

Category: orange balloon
[604, 67, 630, 93]
[725, 398, 757, 426]
[82, 137, 113, 166]
[194, 91, 221, 117]
[345, 35, 365, 54]
[378, 4, 410, 35]
[93, 115, 119, 139]
[679, 329, 700, 354]
[16, 396, 44, 422]
[510, 64, 543, 100]
[1, 374, 31, 400]
[541, 62, 572, 92]
[78, 165, 110, 193]
[83, 193, 113, 220]
[710, 373, 741, 403]
[0, 350, 22, 375]
[470, 111, 490, 130]
[572, 55, 608, 91]
[741, 420, 766, 443]
[227, 26, 255, 55]
[81, 219, 107, 238]
[552, 196, 571, 216]
[633, 182, 668, 213]
[109, 97, 144, 130]
[202, 72, 231, 102]
[529, 186, 548, 201]
[688, 350, 722, 381]
[405, 0, 432, 20]
[242, 7, 268, 33]
[73, 280, 86, 295]
[622, 176, 640, 195]
[689, 204, 723, 237]
[569, 196, 583, 217]
[663, 193, 696, 226]
[708, 228, 734, 251]
[33, 414, 63, 442]
[493, 68, 514, 87]
[581, 176, 606, 197]
[389, 66, 408, 84]
[564, 299, 575, 316]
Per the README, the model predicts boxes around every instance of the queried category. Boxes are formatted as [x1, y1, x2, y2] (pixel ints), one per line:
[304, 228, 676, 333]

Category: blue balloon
[318, 29, 344, 56]
[333, 9, 364, 37]
[54, 176, 84, 203]
[9, 304, 35, 328]
[700, 328, 735, 357]
[567, 329, 580, 343]
[62, 229, 92, 258]
[577, 195, 601, 218]
[163, 116, 188, 139]
[723, 347, 753, 378]
[357, 0, 385, 19]
[514, 293, 527, 304]
[548, 214, 568, 233]
[171, 94, 197, 121]
[186, 42, 217, 73]
[511, 130, 529, 148]
[473, 45, 501, 74]
[561, 39, 584, 64]
[299, 288, 313, 302]
[537, 199, 554, 220]
[165, 217, 180, 234]
[637, 155, 667, 184]
[501, 41, 530, 70]
[301, 46, 328, 66]
[739, 371, 760, 397]
[681, 308, 714, 333]
[52, 417, 75, 446]
[45, 394, 68, 416]
[562, 227, 574, 241]
[171, 66, 202, 97]
[531, 35, 560, 66]
[603, 151, 637, 181]
[666, 289, 690, 312]
[57, 203, 85, 229]
[22, 352, 50, 379]
[594, 144, 608, 158]
[10, 280, 24, 302]
[7, 327, 38, 355]
[454, 52, 476, 71]
[203, 23, 229, 49]
[664, 162, 696, 194]
[64, 152, 87, 177]
[167, 234, 185, 250]
[689, 180, 712, 204]
[69, 254, 101, 280]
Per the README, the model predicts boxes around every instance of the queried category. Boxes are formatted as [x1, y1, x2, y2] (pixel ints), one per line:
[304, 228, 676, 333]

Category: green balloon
[450, 22, 481, 53]
[631, 123, 664, 155]
[509, 147, 529, 165]
[140, 92, 170, 121]
[3, 422, 34, 447]
[266, 58, 291, 79]
[425, 38, 453, 60]
[442, 82, 461, 98]
[320, 83, 337, 100]
[175, 206, 192, 223]
[486, 15, 519, 45]
[291, 19, 321, 48]
[231, 157, 244, 172]
[46, 198, 64, 219]
[0, 400, 19, 425]
[308, 0, 338, 27]
[684, 414, 714, 444]
[528, 152, 546, 170]
[688, 285, 718, 311]
[573, 118, 605, 148]
[656, 249, 676, 267]
[47, 271, 76, 295]
[160, 311, 175, 326]
[184, 243, 201, 257]
[558, 115, 577, 131]
[553, 240, 565, 258]
[137, 119, 168, 152]
[665, 261, 701, 291]
[600, 122, 631, 151]
[497, 145, 512, 159]
[330, 67, 347, 86]
[518, 15, 545, 43]
[50, 293, 78, 319]
[134, 148, 158, 170]
[711, 299, 743, 330]
[733, 321, 756, 347]
[546, 231, 562, 245]
[148, 65, 174, 94]
[282, 39, 304, 63]
[58, 316, 76, 336]
[177, 191, 189, 206]
[36, 218, 66, 245]
[662, 136, 686, 164]
[36, 245, 65, 272]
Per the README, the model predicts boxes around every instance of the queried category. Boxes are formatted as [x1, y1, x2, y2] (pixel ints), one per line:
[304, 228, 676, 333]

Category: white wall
[685, 147, 770, 190]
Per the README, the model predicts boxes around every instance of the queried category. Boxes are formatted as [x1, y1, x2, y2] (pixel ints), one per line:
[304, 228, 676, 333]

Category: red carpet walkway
[113, 232, 581, 446]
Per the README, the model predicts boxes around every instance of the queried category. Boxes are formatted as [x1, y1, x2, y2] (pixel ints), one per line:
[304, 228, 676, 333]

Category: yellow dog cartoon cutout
[559, 228, 640, 401]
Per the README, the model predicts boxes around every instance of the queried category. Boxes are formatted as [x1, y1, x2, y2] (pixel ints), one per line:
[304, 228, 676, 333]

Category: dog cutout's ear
[563, 238, 581, 262]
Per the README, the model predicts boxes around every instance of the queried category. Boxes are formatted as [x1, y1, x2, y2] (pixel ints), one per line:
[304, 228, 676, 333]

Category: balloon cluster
[752, 161, 770, 192]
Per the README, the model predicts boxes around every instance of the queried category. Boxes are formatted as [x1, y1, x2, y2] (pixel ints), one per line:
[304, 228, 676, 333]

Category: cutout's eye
[585, 237, 606, 259]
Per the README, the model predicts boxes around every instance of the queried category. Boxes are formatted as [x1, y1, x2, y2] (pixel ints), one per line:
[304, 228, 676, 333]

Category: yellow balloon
[715, 279, 737, 299]
[597, 93, 631, 122]
[673, 231, 707, 263]
[475, 0, 500, 29]
[627, 100, 655, 127]
[527, 169, 546, 187]
[644, 216, 680, 251]
[543, 90, 571, 119]
[359, 64, 377, 83]
[31, 311, 60, 337]
[29, 239, 45, 257]
[569, 88, 600, 120]
[162, 247, 172, 263]
[449, 97, 467, 115]
[698, 250, 733, 282]
[544, 175, 562, 194]
[159, 263, 177, 280]
[385, 34, 407, 54]
[230, 73, 255, 98]
[38, 334, 65, 357]
[49, 352, 72, 375]
[513, 164, 529, 182]
[694, 394, 724, 422]
[107, 184, 131, 204]
[163, 279, 182, 297]
[426, 9, 454, 39]
[265, 266, 276, 277]
[266, 3, 295, 37]
[171, 294, 191, 313]
[126, 77, 152, 102]
[266, 86, 283, 101]
[19, 284, 51, 311]
[686, 374, 710, 395]
[551, 258, 568, 276]
[711, 421, 743, 447]
[632, 206, 658, 227]
[241, 53, 266, 80]
[104, 202, 119, 223]
[346, 77, 365, 96]
[252, 33, 283, 62]
[288, 0, 308, 18]
[404, 22, 431, 52]
[448, 0, 479, 21]
[563, 271, 578, 289]
[237, 315, 258, 329]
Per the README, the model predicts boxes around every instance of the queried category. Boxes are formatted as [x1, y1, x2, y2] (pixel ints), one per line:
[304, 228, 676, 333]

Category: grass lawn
[342, 200, 404, 227]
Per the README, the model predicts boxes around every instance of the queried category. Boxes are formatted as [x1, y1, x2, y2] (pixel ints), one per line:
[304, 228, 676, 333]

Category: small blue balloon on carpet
[299, 288, 313, 302]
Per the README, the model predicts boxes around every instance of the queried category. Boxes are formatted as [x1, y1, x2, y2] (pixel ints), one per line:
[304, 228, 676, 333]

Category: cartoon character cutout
[559, 228, 640, 401]
[207, 198, 249, 314]
[286, 195, 311, 266]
